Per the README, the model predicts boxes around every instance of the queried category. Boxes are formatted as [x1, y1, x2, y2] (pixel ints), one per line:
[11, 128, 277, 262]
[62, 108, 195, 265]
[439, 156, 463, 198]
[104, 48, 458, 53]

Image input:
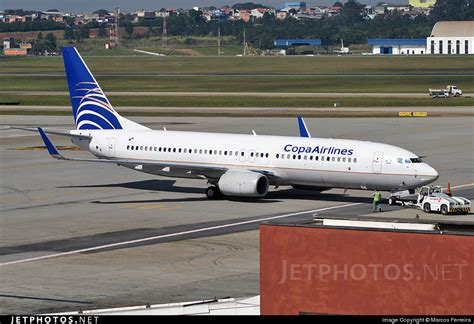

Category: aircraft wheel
[388, 197, 396, 206]
[206, 186, 222, 199]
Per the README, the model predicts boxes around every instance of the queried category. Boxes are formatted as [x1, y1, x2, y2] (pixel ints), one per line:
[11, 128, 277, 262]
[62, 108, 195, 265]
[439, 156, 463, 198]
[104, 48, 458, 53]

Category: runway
[1, 116, 473, 313]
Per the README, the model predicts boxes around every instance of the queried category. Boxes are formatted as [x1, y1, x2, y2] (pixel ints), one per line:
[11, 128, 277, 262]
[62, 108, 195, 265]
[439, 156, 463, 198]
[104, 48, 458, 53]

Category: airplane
[334, 39, 351, 55]
[27, 47, 439, 201]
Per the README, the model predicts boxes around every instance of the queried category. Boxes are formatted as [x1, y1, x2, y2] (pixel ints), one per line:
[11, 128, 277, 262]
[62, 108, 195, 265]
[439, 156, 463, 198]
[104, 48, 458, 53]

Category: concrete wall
[260, 224, 474, 315]
[427, 37, 474, 55]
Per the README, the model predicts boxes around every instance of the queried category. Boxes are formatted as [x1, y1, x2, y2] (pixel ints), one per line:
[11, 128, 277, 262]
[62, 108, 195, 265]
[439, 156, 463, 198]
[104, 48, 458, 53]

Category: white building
[368, 39, 427, 55]
[427, 21, 474, 55]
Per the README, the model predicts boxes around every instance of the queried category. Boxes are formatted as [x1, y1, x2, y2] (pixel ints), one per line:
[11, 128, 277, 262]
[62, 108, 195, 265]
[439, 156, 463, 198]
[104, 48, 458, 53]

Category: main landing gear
[206, 186, 223, 199]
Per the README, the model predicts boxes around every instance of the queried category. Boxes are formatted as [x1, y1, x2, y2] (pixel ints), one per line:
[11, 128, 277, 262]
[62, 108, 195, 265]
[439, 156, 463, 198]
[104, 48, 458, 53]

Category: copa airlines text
[32, 47, 439, 200]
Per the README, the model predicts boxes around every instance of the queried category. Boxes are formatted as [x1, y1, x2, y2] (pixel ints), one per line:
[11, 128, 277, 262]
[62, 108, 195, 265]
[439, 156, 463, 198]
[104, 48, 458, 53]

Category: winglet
[297, 116, 311, 138]
[37, 127, 64, 159]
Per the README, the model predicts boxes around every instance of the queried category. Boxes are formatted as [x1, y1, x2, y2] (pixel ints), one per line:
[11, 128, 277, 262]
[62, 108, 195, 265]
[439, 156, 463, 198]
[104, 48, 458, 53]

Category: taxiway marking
[0, 202, 361, 267]
[2, 183, 472, 267]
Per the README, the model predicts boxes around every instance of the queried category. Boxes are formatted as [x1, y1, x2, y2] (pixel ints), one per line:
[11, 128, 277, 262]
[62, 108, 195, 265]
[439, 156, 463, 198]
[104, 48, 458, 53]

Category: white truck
[429, 85, 463, 98]
[389, 186, 471, 215]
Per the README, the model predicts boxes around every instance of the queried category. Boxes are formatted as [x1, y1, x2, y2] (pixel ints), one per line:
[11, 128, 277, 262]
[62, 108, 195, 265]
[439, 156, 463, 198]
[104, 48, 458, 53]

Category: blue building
[274, 39, 321, 47]
[285, 2, 307, 9]
[368, 39, 427, 55]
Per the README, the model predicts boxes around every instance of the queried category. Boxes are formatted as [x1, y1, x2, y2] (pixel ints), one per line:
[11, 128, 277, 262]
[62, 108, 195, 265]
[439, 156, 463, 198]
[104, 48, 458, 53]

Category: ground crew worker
[373, 189, 382, 212]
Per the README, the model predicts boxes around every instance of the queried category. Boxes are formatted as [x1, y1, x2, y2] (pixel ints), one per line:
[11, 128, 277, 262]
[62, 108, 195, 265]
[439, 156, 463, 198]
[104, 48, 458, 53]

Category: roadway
[1, 116, 473, 313]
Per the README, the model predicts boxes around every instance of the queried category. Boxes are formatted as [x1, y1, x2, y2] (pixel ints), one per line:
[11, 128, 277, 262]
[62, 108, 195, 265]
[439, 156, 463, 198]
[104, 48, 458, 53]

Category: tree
[64, 27, 74, 40]
[98, 24, 107, 37]
[44, 32, 57, 50]
[430, 0, 474, 21]
[93, 9, 109, 16]
[80, 25, 90, 39]
[124, 22, 134, 36]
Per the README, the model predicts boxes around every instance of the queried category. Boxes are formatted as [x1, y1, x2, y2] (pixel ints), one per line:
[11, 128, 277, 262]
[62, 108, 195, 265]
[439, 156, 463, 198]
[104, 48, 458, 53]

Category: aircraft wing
[37, 127, 280, 181]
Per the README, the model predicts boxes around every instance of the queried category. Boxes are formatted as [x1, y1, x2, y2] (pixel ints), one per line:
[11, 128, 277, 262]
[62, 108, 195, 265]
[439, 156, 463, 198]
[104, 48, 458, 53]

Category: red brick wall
[260, 224, 474, 315]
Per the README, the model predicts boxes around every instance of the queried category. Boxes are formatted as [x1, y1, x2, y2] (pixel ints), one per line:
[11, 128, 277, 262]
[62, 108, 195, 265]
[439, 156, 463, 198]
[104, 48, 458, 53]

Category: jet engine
[218, 170, 269, 197]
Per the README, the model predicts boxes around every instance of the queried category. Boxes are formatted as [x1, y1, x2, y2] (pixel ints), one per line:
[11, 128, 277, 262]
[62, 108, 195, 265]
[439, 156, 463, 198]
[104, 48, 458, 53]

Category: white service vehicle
[390, 186, 471, 215]
[429, 85, 462, 98]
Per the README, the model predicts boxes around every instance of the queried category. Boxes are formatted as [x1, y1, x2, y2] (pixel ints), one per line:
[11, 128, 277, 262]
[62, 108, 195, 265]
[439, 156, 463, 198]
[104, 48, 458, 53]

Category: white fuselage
[72, 129, 439, 192]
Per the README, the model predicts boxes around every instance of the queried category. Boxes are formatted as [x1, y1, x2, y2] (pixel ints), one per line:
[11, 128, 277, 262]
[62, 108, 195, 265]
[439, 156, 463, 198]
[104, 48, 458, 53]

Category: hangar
[427, 21, 474, 55]
[368, 38, 426, 55]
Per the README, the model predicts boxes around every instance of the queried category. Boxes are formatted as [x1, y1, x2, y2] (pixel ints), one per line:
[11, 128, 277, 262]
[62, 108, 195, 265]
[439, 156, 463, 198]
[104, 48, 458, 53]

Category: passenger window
[315, 156, 319, 161]
[219, 150, 222, 155]
[281, 154, 285, 159]
[209, 150, 212, 155]
[168, 148, 171, 152]
[287, 154, 291, 159]
[354, 158, 357, 163]
[199, 149, 202, 154]
[321, 156, 324, 161]
[276, 154, 280, 159]
[293, 155, 296, 160]
[140, 146, 143, 151]
[251, 152, 254, 157]
[127, 145, 129, 150]
[298, 155, 301, 160]
[266, 153, 269, 158]
[310, 156, 313, 160]
[183, 148, 187, 153]
[179, 148, 182, 153]
[343, 157, 346, 162]
[337, 157, 341, 162]
[224, 151, 227, 156]
[204, 150, 208, 154]
[154, 147, 157, 151]
[348, 158, 352, 163]
[304, 155, 307, 160]
[241, 151, 244, 156]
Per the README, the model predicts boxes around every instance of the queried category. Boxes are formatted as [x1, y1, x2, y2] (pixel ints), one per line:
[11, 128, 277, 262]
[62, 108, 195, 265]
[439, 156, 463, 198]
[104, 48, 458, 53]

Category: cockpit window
[397, 157, 422, 164]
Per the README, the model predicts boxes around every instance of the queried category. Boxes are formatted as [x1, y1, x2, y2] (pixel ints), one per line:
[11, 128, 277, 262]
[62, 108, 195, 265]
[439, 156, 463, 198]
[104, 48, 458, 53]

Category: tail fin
[62, 47, 149, 130]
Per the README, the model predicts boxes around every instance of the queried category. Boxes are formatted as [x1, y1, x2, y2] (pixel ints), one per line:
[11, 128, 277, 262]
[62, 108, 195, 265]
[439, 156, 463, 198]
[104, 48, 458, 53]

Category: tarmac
[0, 116, 473, 314]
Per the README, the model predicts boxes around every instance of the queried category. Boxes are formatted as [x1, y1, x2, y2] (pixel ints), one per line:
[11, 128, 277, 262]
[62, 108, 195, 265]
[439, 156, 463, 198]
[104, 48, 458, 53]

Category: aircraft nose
[422, 165, 439, 183]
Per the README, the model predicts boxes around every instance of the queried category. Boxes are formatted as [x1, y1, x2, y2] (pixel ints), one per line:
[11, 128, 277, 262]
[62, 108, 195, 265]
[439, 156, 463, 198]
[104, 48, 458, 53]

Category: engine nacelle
[218, 170, 269, 197]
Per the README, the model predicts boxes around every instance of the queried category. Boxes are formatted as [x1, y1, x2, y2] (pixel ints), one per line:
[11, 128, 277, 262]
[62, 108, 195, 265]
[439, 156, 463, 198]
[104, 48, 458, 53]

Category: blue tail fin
[297, 116, 311, 138]
[62, 47, 148, 131]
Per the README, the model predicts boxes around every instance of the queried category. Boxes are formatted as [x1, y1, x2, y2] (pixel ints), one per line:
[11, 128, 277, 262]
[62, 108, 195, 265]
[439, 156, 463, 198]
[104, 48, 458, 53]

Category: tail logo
[71, 82, 122, 130]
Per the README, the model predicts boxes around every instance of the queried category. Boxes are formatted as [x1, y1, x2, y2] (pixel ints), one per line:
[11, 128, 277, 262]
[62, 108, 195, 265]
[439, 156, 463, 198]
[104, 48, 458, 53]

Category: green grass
[1, 94, 472, 108]
[2, 55, 474, 75]
[1, 75, 474, 93]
